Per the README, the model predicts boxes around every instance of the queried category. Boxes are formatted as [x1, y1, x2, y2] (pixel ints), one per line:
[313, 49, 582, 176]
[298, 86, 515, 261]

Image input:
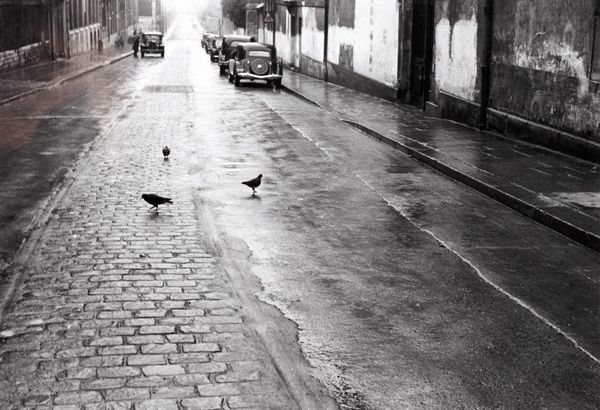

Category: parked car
[218, 35, 255, 75]
[204, 34, 215, 54]
[228, 42, 283, 88]
[140, 31, 164, 58]
[201, 33, 214, 50]
[208, 36, 223, 62]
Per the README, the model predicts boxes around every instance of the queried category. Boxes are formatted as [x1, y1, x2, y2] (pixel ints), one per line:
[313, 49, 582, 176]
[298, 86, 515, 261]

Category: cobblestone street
[0, 39, 312, 410]
[1, 11, 600, 410]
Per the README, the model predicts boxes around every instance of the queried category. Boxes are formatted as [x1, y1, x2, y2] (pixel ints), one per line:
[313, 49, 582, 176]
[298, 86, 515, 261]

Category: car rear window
[248, 51, 271, 58]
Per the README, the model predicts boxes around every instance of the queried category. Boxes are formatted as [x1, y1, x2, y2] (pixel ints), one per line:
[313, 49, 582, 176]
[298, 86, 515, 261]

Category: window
[249, 50, 271, 57]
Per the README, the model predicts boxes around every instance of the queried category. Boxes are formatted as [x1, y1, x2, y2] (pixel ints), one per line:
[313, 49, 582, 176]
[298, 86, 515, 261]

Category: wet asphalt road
[1, 15, 600, 409]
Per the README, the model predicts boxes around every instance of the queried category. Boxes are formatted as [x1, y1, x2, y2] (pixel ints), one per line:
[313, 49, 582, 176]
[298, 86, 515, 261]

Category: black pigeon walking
[142, 194, 173, 212]
[242, 174, 262, 194]
[162, 146, 170, 160]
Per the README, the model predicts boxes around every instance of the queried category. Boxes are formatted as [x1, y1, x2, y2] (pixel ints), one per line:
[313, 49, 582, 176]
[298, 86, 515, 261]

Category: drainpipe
[323, 0, 329, 81]
[47, 6, 54, 60]
[65, 0, 71, 58]
[272, 1, 276, 47]
[422, 0, 434, 111]
[590, 5, 600, 79]
[479, 0, 493, 129]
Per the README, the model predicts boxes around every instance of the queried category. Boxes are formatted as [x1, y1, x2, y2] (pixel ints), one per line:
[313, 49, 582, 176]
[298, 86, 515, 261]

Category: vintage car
[203, 34, 215, 54]
[140, 31, 164, 58]
[208, 36, 223, 62]
[228, 42, 283, 88]
[201, 33, 214, 50]
[218, 35, 255, 75]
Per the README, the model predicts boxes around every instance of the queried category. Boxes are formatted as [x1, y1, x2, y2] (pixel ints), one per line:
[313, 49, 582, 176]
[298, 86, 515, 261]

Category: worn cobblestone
[134, 399, 178, 410]
[0, 55, 297, 410]
[180, 397, 222, 410]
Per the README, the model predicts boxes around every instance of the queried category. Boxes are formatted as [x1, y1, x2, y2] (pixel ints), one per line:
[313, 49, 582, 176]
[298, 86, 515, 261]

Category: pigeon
[162, 146, 170, 160]
[242, 174, 262, 194]
[142, 194, 173, 212]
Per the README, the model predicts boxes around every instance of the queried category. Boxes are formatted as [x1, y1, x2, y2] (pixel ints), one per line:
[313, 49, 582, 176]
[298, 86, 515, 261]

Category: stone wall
[490, 0, 600, 143]
[428, 0, 600, 157]
[0, 5, 51, 71]
[0, 41, 51, 73]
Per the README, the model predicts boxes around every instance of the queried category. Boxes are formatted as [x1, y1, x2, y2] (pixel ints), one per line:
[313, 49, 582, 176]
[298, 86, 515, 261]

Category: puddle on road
[549, 192, 600, 209]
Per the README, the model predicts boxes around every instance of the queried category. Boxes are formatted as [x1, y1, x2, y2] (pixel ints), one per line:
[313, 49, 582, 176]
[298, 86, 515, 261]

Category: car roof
[237, 42, 275, 52]
[223, 35, 254, 42]
[144, 31, 162, 36]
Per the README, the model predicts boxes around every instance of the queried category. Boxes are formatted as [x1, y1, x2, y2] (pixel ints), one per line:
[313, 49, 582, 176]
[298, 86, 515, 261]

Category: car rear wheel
[228, 71, 234, 83]
[219, 65, 226, 75]
[274, 78, 282, 89]
[141, 51, 145, 58]
[234, 73, 240, 87]
[161, 52, 164, 58]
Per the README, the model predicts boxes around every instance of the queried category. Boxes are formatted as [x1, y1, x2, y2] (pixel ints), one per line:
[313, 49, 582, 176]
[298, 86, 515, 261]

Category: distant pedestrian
[133, 29, 140, 57]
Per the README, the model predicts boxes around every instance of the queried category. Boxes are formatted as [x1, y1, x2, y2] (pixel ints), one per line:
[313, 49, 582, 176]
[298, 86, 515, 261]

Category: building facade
[69, 0, 101, 55]
[0, 0, 138, 72]
[265, 0, 600, 161]
[99, 0, 138, 49]
[0, 0, 67, 72]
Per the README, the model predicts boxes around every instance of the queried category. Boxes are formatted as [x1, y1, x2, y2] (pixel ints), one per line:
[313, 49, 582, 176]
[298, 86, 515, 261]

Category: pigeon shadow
[247, 193, 261, 200]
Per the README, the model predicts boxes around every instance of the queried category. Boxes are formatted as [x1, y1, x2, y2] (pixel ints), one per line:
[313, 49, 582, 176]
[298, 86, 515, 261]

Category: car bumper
[141, 48, 164, 53]
[237, 72, 282, 81]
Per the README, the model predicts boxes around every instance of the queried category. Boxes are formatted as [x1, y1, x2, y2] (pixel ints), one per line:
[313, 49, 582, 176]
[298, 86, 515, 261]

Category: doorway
[409, 0, 435, 109]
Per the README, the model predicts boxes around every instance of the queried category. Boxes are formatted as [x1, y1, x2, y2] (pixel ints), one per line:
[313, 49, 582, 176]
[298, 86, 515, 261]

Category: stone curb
[281, 84, 600, 254]
[0, 50, 133, 107]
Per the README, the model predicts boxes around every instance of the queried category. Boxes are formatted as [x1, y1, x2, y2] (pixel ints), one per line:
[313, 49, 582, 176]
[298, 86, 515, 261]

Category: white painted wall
[327, 0, 399, 87]
[434, 14, 478, 101]
[276, 30, 290, 62]
[327, 25, 351, 65]
[69, 23, 101, 55]
[301, 8, 324, 63]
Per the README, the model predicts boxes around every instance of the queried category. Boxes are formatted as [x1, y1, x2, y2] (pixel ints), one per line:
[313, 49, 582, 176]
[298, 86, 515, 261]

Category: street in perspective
[0, 0, 600, 409]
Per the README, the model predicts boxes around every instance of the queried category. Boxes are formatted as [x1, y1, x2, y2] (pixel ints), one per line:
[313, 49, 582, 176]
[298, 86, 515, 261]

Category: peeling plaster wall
[434, 14, 478, 100]
[275, 30, 290, 63]
[328, 0, 399, 87]
[432, 0, 480, 102]
[300, 7, 326, 79]
[301, 7, 324, 62]
[491, 0, 600, 142]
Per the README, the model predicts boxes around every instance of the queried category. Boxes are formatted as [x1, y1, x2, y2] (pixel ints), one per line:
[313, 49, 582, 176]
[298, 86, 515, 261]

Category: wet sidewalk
[0, 46, 132, 106]
[282, 70, 600, 253]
